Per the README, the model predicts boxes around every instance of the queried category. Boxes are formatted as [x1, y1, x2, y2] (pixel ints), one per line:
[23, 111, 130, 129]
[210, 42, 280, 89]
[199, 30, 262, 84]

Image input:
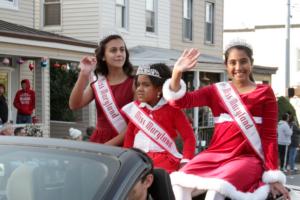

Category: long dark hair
[224, 45, 255, 82]
[94, 34, 133, 77]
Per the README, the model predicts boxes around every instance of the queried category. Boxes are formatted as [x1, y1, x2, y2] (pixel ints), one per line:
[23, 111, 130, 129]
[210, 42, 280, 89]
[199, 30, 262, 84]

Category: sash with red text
[215, 82, 265, 161]
[122, 102, 183, 159]
[92, 75, 127, 134]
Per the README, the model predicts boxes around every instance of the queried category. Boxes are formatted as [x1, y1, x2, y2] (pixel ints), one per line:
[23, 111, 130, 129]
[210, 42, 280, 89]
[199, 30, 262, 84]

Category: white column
[41, 58, 50, 137]
[193, 70, 200, 150]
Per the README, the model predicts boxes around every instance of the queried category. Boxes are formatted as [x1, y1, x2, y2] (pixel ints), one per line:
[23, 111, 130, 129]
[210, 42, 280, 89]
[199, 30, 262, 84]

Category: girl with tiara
[122, 63, 196, 173]
[163, 41, 290, 200]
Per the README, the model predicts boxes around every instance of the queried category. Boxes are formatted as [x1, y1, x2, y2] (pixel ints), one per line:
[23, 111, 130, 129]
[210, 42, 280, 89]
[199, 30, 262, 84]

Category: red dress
[168, 84, 280, 199]
[123, 100, 196, 173]
[89, 77, 134, 144]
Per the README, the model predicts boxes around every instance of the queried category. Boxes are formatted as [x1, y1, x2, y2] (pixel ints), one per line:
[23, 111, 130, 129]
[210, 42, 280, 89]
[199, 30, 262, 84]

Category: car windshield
[0, 145, 119, 200]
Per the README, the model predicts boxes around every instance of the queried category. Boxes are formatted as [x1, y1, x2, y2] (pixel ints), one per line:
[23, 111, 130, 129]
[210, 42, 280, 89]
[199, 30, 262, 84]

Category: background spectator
[83, 126, 95, 141]
[288, 114, 300, 172]
[0, 83, 8, 125]
[278, 113, 293, 171]
[13, 79, 35, 124]
[14, 127, 26, 136]
[0, 122, 14, 136]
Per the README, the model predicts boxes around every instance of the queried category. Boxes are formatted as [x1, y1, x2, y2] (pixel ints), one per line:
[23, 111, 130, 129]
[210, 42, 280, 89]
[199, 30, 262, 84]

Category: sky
[224, 0, 300, 29]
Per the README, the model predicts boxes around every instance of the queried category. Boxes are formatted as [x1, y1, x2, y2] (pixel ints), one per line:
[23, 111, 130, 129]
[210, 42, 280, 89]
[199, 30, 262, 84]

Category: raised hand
[174, 48, 200, 73]
[79, 56, 97, 76]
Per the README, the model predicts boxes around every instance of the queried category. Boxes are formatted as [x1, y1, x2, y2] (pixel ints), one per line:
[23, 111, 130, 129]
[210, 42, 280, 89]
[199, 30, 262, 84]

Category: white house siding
[34, 0, 40, 29]
[201, 0, 224, 57]
[170, 0, 223, 58]
[40, 0, 100, 42]
[100, 0, 170, 49]
[19, 61, 35, 90]
[60, 0, 100, 42]
[0, 0, 34, 28]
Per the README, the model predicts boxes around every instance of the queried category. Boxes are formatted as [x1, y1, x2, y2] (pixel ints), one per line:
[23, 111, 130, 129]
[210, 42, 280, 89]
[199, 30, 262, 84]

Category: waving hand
[174, 49, 200, 73]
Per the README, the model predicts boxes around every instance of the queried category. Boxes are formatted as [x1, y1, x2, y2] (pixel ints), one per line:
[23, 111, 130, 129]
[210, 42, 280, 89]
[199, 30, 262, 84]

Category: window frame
[0, 0, 18, 10]
[204, 1, 214, 44]
[182, 0, 193, 41]
[145, 0, 156, 33]
[43, 0, 61, 27]
[115, 0, 128, 30]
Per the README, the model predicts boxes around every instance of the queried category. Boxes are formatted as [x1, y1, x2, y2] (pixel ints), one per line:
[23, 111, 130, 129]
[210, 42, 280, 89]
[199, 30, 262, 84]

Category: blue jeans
[16, 113, 32, 124]
[288, 146, 298, 170]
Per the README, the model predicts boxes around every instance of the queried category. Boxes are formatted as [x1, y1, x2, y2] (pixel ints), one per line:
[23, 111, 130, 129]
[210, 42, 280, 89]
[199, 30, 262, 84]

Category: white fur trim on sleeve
[162, 79, 187, 101]
[262, 170, 286, 184]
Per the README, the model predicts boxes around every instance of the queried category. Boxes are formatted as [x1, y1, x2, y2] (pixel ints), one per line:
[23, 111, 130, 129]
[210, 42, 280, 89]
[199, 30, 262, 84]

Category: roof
[129, 46, 278, 75]
[0, 20, 97, 48]
[129, 45, 224, 66]
[253, 65, 278, 75]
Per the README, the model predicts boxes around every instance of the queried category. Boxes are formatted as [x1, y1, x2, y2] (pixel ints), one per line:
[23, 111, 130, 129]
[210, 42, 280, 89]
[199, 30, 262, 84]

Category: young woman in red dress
[163, 42, 290, 200]
[69, 35, 134, 144]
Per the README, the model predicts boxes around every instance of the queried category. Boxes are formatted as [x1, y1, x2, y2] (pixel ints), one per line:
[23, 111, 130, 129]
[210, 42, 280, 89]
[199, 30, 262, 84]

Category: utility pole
[285, 0, 291, 96]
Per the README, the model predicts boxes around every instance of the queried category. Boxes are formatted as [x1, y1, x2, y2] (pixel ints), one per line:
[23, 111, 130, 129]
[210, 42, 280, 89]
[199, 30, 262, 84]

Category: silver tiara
[136, 65, 161, 78]
[100, 29, 121, 41]
[225, 38, 253, 52]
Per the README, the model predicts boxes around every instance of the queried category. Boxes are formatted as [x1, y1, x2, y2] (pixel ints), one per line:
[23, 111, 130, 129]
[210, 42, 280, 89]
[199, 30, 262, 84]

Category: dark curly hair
[135, 63, 171, 88]
[94, 34, 133, 78]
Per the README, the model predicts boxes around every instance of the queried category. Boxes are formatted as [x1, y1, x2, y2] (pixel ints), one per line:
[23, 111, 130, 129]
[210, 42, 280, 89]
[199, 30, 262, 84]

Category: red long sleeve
[174, 109, 196, 159]
[260, 86, 278, 170]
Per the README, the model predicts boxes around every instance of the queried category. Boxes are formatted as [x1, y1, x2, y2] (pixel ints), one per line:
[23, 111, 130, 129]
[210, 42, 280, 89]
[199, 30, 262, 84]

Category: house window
[205, 1, 214, 44]
[183, 0, 192, 40]
[44, 0, 61, 26]
[116, 0, 128, 29]
[0, 0, 18, 9]
[146, 0, 155, 33]
[297, 49, 300, 71]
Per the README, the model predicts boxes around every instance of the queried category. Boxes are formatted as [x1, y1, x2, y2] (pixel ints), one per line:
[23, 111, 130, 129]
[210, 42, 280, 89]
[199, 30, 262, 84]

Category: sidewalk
[285, 163, 300, 187]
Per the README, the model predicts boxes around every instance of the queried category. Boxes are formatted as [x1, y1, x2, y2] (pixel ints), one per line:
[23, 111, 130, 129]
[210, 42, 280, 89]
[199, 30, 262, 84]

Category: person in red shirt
[123, 63, 196, 173]
[13, 79, 35, 124]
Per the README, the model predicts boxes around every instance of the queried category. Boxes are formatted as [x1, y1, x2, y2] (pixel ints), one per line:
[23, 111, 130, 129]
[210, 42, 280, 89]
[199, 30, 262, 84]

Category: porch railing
[195, 126, 214, 153]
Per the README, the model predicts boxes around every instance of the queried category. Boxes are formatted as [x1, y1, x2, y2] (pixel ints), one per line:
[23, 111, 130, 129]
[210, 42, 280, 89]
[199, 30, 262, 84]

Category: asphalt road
[285, 167, 300, 197]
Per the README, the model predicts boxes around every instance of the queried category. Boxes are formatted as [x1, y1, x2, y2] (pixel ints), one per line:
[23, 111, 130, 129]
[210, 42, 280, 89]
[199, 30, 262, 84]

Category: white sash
[122, 102, 183, 159]
[215, 82, 265, 161]
[92, 75, 127, 134]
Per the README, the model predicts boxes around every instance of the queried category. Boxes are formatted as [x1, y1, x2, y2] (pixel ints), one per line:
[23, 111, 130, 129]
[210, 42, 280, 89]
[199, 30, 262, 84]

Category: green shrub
[50, 64, 79, 121]
[277, 96, 297, 123]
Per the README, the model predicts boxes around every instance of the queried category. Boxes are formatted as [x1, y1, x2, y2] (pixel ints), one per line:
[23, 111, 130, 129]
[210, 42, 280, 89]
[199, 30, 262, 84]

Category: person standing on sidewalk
[13, 79, 35, 124]
[278, 113, 293, 171]
[0, 83, 8, 125]
[288, 114, 300, 172]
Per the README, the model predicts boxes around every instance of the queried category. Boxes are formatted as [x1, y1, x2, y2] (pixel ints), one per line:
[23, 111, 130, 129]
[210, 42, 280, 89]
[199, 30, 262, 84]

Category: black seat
[148, 168, 175, 200]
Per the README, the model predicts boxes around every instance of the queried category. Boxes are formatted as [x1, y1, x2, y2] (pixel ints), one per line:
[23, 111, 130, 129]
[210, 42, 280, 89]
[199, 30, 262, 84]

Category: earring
[157, 93, 161, 99]
[102, 58, 105, 61]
